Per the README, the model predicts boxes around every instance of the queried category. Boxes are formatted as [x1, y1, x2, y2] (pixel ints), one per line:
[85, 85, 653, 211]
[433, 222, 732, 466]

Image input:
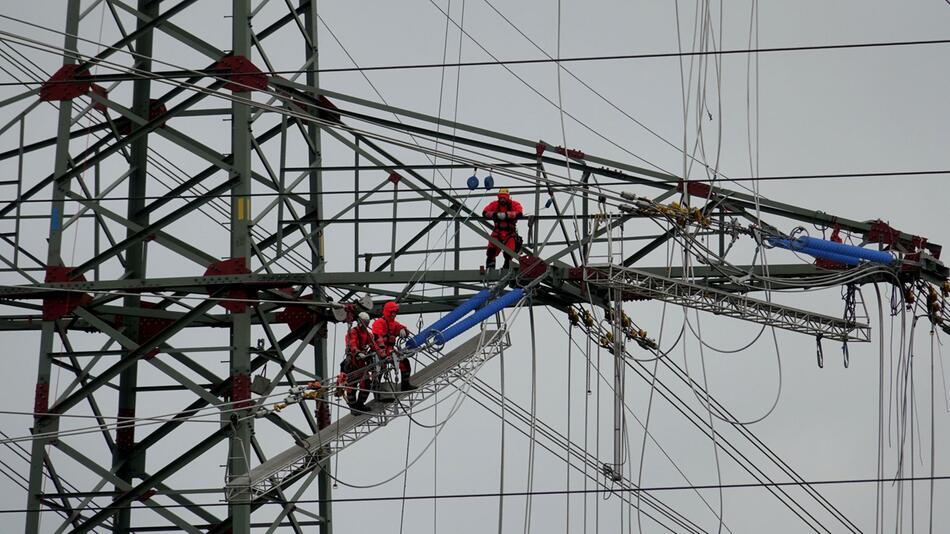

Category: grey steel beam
[44, 298, 219, 418]
[25, 3, 80, 531]
[116, 8, 156, 530]
[228, 3, 253, 533]
[54, 441, 203, 534]
[63, 188, 217, 267]
[69, 427, 230, 534]
[75, 0, 200, 74]
[53, 323, 117, 453]
[70, 178, 237, 276]
[0, 264, 836, 300]
[110, 0, 224, 60]
[299, 2, 333, 527]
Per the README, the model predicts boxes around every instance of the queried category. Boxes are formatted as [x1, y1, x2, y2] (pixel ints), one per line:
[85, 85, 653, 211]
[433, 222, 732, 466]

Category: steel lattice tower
[1, 2, 946, 534]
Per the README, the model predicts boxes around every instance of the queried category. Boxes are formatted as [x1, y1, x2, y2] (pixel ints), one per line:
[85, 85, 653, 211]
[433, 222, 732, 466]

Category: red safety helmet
[383, 301, 400, 319]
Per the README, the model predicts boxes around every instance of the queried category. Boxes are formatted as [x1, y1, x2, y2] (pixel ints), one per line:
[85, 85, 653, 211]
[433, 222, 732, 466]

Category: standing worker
[372, 301, 416, 392]
[482, 188, 524, 270]
[341, 312, 376, 413]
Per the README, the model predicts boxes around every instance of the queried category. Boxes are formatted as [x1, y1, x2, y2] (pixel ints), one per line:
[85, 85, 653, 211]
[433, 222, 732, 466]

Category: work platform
[226, 329, 509, 500]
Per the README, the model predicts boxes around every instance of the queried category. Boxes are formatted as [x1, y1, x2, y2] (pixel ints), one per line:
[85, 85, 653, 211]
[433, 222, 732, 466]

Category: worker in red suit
[341, 312, 376, 412]
[482, 188, 523, 270]
[372, 301, 416, 391]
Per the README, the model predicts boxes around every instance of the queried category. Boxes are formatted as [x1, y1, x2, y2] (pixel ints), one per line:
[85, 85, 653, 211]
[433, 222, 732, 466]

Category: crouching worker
[340, 312, 375, 414]
[372, 301, 416, 392]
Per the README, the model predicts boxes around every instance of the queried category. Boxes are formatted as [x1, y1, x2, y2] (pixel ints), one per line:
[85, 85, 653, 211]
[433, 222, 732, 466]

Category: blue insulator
[798, 236, 894, 265]
[797, 246, 861, 266]
[466, 175, 479, 190]
[406, 289, 492, 349]
[767, 238, 860, 266]
[767, 238, 805, 251]
[434, 288, 525, 345]
[545, 197, 554, 209]
[484, 175, 495, 190]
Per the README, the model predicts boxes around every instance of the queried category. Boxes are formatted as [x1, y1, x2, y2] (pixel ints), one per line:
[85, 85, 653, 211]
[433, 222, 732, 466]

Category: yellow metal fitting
[621, 313, 632, 329]
[568, 307, 580, 326]
[583, 310, 595, 328]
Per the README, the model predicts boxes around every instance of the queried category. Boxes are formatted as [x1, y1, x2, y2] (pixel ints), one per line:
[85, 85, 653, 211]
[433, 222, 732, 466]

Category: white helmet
[357, 311, 371, 325]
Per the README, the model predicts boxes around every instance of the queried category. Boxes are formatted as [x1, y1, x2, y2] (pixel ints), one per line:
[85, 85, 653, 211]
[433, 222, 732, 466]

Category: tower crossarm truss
[226, 329, 509, 501]
[583, 263, 870, 342]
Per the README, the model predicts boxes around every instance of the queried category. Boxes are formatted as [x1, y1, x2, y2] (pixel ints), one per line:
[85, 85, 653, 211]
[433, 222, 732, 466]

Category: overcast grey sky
[0, 1, 949, 533]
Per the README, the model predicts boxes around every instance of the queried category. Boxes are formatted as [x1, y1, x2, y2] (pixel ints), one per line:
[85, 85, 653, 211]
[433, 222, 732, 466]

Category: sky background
[0, 0, 949, 532]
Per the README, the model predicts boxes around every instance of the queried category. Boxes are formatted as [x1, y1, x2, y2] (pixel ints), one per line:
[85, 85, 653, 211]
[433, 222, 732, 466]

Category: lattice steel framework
[0, 2, 941, 534]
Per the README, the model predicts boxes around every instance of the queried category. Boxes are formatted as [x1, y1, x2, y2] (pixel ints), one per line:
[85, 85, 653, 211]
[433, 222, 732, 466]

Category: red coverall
[342, 325, 375, 405]
[372, 301, 412, 384]
[482, 193, 523, 268]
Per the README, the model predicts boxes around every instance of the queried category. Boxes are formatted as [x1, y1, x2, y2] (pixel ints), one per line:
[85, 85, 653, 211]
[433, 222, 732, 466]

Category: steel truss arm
[584, 263, 870, 342]
[270, 77, 935, 250]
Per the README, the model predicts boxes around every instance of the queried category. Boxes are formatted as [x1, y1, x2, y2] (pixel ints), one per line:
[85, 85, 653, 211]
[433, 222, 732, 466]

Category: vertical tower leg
[301, 1, 333, 531]
[229, 2, 253, 533]
[113, 2, 158, 532]
[25, 2, 80, 532]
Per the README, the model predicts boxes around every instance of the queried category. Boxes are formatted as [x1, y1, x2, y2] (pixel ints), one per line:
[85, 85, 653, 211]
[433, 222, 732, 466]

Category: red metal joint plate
[137, 301, 172, 359]
[535, 141, 547, 158]
[118, 99, 169, 135]
[42, 266, 92, 320]
[33, 383, 50, 415]
[40, 65, 91, 102]
[388, 172, 402, 184]
[554, 145, 585, 160]
[276, 305, 314, 332]
[816, 258, 848, 270]
[676, 180, 712, 199]
[147, 99, 168, 124]
[90, 84, 108, 112]
[231, 373, 252, 409]
[204, 258, 253, 312]
[116, 407, 136, 451]
[518, 255, 548, 279]
[317, 95, 342, 123]
[214, 55, 268, 92]
[868, 219, 900, 247]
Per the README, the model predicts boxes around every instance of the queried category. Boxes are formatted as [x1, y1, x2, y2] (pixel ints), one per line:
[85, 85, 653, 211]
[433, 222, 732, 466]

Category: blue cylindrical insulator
[798, 236, 894, 265]
[434, 288, 525, 345]
[767, 238, 805, 251]
[545, 196, 554, 209]
[466, 175, 479, 190]
[768, 238, 860, 266]
[406, 289, 492, 349]
[484, 175, 495, 190]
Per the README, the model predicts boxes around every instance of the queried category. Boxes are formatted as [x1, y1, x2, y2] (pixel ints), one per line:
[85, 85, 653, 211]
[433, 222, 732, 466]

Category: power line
[20, 474, 950, 515]
[2, 37, 949, 86]
[0, 169, 945, 206]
